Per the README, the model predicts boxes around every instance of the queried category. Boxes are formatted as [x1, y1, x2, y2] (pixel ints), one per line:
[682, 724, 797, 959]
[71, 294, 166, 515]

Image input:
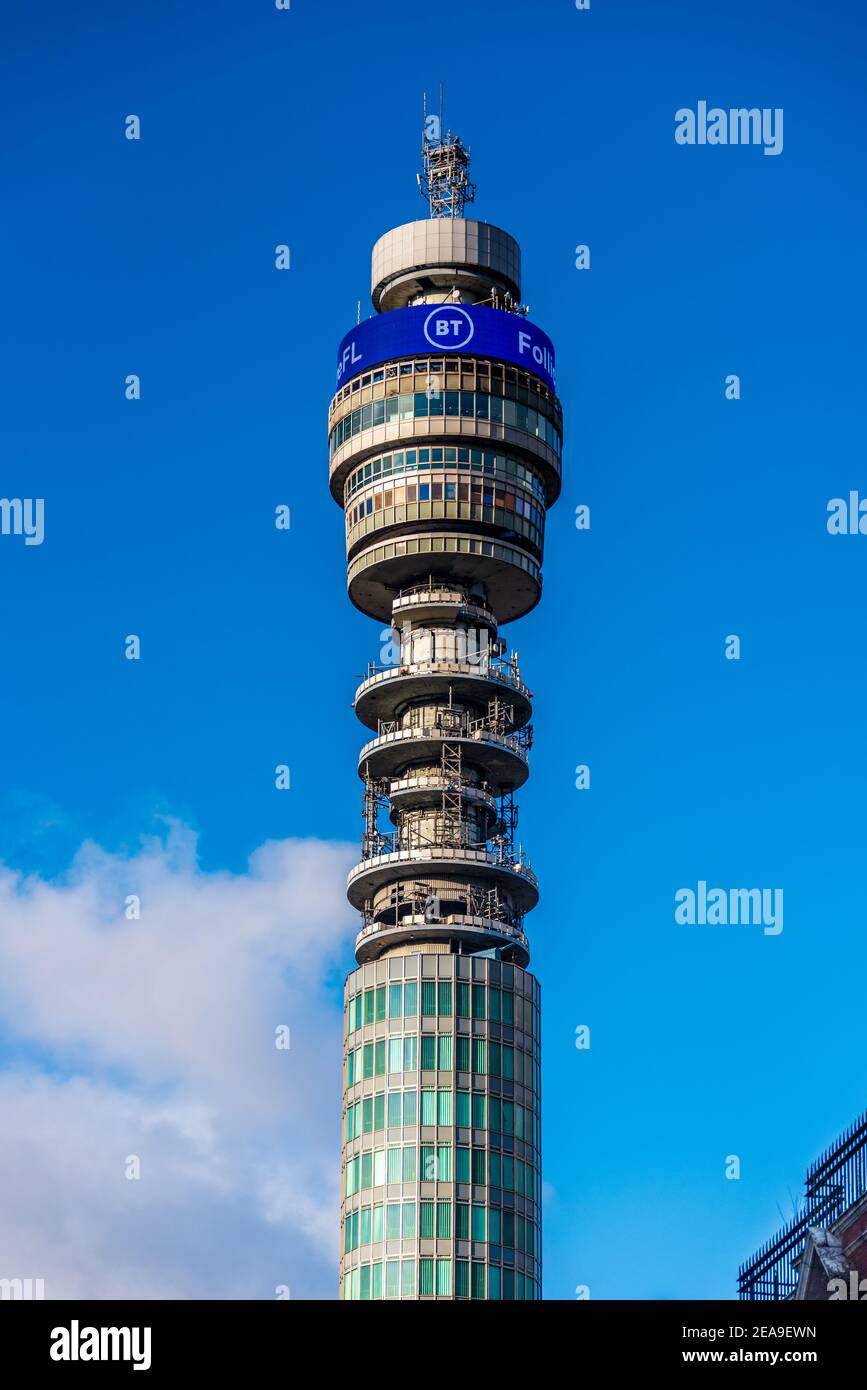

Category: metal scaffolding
[361, 764, 390, 860]
[440, 742, 463, 845]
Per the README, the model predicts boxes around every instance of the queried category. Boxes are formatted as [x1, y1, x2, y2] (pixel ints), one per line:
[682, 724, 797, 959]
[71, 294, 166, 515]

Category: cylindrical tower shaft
[332, 128, 561, 1302]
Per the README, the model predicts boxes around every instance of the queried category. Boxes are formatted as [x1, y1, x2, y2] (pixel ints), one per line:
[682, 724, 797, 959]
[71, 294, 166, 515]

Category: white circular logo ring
[423, 306, 475, 350]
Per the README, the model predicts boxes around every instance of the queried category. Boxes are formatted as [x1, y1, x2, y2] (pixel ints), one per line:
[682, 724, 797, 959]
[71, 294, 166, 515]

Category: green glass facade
[341, 953, 541, 1300]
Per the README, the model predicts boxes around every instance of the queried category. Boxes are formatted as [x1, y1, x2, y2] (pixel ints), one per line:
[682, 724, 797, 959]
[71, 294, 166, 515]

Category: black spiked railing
[738, 1107, 867, 1299]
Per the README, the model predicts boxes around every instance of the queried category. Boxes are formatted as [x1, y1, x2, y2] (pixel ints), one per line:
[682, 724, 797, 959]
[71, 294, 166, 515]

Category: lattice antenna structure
[417, 89, 476, 220]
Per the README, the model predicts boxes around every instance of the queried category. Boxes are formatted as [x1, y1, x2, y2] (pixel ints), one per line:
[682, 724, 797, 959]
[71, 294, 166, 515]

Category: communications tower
[332, 108, 563, 1301]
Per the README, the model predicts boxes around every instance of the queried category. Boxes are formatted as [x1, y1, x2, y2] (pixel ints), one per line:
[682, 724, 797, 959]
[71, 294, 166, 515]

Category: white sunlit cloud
[0, 822, 356, 1299]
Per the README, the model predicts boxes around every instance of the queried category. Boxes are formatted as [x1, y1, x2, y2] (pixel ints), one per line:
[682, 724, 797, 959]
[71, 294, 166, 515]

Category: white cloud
[0, 823, 356, 1299]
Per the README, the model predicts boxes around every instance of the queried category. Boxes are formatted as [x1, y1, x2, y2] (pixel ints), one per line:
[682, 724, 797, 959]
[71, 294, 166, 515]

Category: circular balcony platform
[386, 773, 499, 826]
[354, 660, 532, 731]
[391, 586, 497, 632]
[347, 530, 542, 626]
[346, 845, 539, 913]
[358, 724, 529, 790]
[355, 912, 530, 967]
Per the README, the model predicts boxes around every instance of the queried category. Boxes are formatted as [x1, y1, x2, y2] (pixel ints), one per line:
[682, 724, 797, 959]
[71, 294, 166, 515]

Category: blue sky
[2, 0, 866, 1299]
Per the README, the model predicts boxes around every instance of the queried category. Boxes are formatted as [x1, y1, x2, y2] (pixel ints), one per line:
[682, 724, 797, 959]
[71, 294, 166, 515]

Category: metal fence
[738, 1107, 867, 1299]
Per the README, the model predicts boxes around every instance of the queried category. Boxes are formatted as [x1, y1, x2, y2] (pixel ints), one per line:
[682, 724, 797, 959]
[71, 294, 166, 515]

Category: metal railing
[369, 713, 531, 760]
[350, 837, 537, 886]
[395, 580, 494, 613]
[355, 913, 529, 950]
[738, 1107, 867, 1299]
[361, 652, 525, 692]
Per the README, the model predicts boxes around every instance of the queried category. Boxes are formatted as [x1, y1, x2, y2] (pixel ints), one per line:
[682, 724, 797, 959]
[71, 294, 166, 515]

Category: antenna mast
[418, 86, 476, 220]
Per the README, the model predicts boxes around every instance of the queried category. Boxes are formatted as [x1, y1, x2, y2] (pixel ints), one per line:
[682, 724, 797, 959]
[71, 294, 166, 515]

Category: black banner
[2, 1298, 862, 1375]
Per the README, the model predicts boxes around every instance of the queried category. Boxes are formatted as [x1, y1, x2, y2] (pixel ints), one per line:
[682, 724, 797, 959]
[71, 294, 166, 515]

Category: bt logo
[423, 306, 475, 350]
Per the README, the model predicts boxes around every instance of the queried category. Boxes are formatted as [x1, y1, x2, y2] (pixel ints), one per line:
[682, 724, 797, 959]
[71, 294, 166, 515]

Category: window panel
[386, 1202, 401, 1240]
[455, 1090, 471, 1127]
[503, 1210, 515, 1249]
[402, 1089, 417, 1126]
[503, 1155, 515, 1192]
[420, 1201, 435, 1239]
[437, 1089, 453, 1126]
[436, 1200, 451, 1238]
[471, 1204, 486, 1242]
[436, 1259, 452, 1297]
[389, 984, 402, 1028]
